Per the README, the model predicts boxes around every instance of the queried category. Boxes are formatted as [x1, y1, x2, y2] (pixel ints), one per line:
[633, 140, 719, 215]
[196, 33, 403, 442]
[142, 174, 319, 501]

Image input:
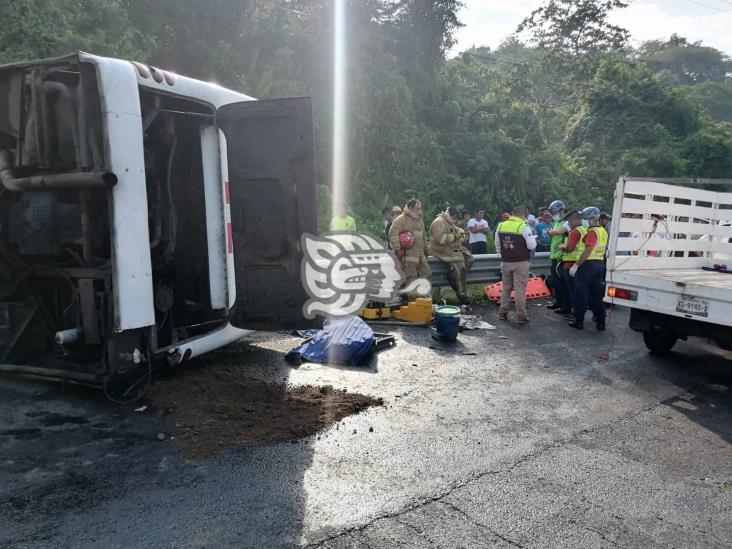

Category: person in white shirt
[467, 208, 490, 255]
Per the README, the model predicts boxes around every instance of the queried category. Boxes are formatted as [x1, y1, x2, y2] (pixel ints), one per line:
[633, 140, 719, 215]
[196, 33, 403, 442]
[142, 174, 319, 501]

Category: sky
[451, 0, 732, 56]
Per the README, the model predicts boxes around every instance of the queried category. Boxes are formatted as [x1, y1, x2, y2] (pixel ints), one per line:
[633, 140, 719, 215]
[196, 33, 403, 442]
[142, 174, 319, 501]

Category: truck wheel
[643, 331, 678, 355]
[715, 340, 732, 351]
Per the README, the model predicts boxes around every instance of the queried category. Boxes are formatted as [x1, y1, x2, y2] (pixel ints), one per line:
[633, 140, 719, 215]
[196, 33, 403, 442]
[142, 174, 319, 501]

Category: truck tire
[716, 339, 732, 352]
[643, 331, 678, 355]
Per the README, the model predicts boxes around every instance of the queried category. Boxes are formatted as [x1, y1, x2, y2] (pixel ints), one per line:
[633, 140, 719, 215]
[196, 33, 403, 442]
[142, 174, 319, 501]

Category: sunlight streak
[332, 0, 348, 217]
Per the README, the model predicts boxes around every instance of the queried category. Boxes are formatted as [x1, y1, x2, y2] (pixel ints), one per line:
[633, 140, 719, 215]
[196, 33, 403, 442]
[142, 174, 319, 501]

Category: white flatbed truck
[605, 178, 732, 354]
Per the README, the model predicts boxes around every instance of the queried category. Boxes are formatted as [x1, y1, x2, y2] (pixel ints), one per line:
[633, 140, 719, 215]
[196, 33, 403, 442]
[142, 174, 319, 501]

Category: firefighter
[495, 205, 537, 324]
[430, 206, 470, 307]
[388, 198, 431, 290]
[567, 207, 608, 331]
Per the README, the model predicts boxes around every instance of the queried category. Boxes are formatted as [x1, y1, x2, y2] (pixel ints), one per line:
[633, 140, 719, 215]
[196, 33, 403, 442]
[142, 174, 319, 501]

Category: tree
[0, 0, 147, 64]
[0, 0, 729, 230]
[517, 0, 630, 57]
[638, 34, 732, 85]
[680, 126, 732, 179]
[380, 0, 463, 119]
[685, 81, 732, 124]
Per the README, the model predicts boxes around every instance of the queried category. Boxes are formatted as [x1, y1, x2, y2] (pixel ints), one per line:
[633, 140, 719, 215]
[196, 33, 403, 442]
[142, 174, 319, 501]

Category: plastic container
[434, 305, 461, 342]
[484, 276, 551, 301]
[394, 297, 433, 323]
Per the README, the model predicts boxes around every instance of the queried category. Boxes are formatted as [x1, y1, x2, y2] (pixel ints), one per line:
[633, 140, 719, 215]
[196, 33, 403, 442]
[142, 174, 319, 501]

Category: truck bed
[607, 268, 732, 327]
[615, 268, 732, 290]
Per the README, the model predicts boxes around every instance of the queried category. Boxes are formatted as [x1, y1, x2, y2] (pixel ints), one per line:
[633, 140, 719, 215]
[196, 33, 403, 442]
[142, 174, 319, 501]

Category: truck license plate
[676, 295, 709, 317]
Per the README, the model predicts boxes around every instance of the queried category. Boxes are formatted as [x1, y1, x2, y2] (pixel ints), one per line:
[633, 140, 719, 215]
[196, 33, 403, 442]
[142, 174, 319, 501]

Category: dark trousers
[573, 261, 606, 325]
[469, 241, 488, 255]
[550, 259, 570, 312]
[564, 268, 576, 313]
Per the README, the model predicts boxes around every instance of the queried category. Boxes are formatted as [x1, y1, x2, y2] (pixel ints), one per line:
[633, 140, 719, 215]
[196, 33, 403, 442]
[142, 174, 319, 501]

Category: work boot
[498, 310, 508, 321]
[517, 314, 529, 325]
[568, 321, 583, 330]
[547, 303, 561, 310]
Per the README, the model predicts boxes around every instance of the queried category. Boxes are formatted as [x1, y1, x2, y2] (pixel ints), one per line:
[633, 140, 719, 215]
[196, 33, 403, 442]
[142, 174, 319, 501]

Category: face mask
[582, 219, 590, 228]
[552, 214, 561, 222]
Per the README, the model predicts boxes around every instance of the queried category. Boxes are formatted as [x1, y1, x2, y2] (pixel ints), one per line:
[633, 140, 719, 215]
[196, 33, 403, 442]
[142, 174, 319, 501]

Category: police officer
[567, 207, 608, 331]
[557, 211, 586, 320]
[546, 200, 571, 314]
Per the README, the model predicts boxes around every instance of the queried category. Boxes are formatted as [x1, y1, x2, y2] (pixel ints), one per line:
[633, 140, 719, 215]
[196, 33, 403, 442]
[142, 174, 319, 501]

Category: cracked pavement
[1, 303, 731, 548]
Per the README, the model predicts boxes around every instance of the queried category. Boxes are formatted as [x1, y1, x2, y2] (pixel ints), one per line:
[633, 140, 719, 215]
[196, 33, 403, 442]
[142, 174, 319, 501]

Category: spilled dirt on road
[148, 364, 382, 457]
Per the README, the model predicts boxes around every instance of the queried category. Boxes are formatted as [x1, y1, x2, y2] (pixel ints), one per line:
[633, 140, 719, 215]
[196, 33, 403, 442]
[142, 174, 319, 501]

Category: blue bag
[286, 316, 375, 366]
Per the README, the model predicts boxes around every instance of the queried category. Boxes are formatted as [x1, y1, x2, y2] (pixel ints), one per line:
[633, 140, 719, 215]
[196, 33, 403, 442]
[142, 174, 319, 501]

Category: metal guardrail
[427, 252, 551, 287]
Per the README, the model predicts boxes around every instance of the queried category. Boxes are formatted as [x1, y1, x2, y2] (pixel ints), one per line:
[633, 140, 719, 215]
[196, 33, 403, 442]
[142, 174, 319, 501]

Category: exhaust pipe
[55, 328, 83, 345]
[0, 150, 117, 192]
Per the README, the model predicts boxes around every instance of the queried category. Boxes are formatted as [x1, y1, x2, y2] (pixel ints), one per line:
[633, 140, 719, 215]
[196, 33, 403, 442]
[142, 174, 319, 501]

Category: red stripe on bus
[227, 222, 233, 253]
[224, 181, 230, 204]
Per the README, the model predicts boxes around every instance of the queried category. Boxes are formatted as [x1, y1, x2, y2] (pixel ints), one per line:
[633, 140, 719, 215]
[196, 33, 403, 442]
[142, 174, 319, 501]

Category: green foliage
[0, 0, 147, 63]
[684, 81, 732, 124]
[679, 126, 732, 179]
[517, 0, 630, 56]
[0, 0, 730, 238]
[638, 34, 732, 85]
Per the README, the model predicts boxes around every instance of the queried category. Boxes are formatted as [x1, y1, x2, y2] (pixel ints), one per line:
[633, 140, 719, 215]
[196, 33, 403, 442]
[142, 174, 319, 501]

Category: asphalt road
[1, 303, 731, 548]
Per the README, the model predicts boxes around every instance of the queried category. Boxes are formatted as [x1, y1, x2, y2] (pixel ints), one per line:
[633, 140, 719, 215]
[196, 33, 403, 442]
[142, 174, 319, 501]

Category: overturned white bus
[0, 53, 317, 384]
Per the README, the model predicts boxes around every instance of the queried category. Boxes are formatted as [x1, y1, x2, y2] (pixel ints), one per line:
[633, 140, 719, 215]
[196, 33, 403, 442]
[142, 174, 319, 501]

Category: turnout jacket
[430, 213, 464, 262]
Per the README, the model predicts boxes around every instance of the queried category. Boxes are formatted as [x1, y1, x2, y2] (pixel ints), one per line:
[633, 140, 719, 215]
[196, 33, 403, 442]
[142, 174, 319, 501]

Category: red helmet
[399, 231, 415, 249]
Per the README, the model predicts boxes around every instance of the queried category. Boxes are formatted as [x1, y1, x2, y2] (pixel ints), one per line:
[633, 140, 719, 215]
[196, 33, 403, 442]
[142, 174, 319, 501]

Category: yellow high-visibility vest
[497, 216, 526, 235]
[588, 226, 608, 261]
[561, 227, 587, 262]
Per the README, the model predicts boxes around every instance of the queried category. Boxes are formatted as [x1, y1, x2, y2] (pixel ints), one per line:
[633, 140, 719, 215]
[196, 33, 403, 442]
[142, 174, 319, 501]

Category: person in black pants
[467, 208, 490, 255]
[567, 207, 608, 331]
[557, 211, 585, 320]
[551, 259, 571, 314]
[545, 200, 570, 314]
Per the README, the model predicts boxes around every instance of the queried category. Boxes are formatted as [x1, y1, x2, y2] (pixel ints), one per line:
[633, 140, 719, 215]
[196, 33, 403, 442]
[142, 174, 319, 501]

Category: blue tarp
[286, 316, 375, 366]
